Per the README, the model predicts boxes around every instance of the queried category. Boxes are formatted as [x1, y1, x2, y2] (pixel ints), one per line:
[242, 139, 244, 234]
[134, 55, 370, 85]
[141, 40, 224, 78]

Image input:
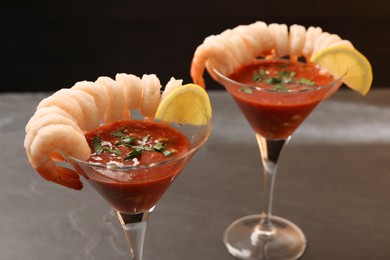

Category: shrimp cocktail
[191, 21, 372, 259]
[24, 74, 212, 260]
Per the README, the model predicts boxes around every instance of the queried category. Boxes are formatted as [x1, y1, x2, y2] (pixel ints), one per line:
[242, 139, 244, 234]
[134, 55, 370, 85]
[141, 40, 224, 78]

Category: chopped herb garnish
[111, 130, 126, 138]
[92, 130, 179, 161]
[153, 141, 166, 152]
[252, 68, 266, 82]
[113, 130, 137, 147]
[277, 70, 290, 77]
[124, 148, 143, 161]
[264, 77, 282, 84]
[95, 130, 176, 162]
[115, 136, 137, 146]
[239, 87, 253, 94]
[251, 67, 317, 91]
[273, 83, 289, 91]
[105, 147, 121, 155]
[162, 150, 174, 157]
[92, 136, 121, 155]
[92, 136, 104, 154]
[142, 134, 150, 143]
[123, 136, 137, 144]
[290, 71, 296, 78]
[143, 145, 153, 151]
[297, 77, 315, 86]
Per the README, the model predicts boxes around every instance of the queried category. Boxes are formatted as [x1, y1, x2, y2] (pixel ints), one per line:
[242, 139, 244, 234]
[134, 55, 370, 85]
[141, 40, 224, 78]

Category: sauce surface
[225, 59, 340, 139]
[230, 59, 333, 91]
[85, 119, 190, 167]
[81, 120, 191, 213]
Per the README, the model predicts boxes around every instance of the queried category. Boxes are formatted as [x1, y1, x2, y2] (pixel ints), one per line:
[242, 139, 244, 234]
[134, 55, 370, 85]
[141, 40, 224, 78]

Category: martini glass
[65, 112, 211, 260]
[211, 59, 342, 259]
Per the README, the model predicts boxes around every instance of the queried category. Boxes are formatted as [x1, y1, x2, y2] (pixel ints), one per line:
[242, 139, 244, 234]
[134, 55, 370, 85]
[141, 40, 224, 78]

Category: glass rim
[65, 114, 212, 171]
[211, 59, 345, 93]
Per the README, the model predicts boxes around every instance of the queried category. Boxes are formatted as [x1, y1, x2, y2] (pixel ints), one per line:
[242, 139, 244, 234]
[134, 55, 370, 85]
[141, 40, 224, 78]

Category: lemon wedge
[155, 84, 212, 125]
[310, 46, 373, 95]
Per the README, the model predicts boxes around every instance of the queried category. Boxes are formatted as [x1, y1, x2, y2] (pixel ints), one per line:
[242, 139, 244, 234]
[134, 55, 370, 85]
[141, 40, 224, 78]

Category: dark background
[2, 0, 389, 92]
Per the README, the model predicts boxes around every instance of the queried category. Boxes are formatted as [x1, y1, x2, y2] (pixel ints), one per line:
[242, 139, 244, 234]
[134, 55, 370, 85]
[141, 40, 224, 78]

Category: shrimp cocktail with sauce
[24, 74, 212, 260]
[190, 20, 372, 259]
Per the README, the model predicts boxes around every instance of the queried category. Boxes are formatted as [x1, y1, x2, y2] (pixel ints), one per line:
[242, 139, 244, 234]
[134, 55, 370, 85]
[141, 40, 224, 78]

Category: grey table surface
[1, 89, 390, 260]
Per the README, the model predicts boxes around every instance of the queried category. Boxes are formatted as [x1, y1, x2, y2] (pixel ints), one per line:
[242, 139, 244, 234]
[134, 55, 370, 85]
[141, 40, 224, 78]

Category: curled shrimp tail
[28, 124, 90, 190]
[190, 49, 207, 87]
[36, 162, 83, 190]
[50, 151, 65, 162]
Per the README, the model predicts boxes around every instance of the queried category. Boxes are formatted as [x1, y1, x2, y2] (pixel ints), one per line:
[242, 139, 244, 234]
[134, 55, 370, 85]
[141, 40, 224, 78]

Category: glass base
[223, 214, 306, 260]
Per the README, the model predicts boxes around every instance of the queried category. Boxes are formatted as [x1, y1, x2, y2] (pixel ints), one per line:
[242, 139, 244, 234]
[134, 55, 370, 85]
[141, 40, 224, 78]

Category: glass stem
[116, 210, 151, 260]
[256, 134, 290, 234]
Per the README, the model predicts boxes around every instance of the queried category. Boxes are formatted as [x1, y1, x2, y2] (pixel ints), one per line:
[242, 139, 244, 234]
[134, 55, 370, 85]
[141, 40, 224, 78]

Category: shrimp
[250, 21, 275, 56]
[24, 112, 83, 162]
[289, 24, 306, 60]
[115, 73, 143, 110]
[26, 106, 77, 133]
[96, 76, 127, 122]
[232, 25, 264, 58]
[140, 74, 161, 118]
[220, 29, 253, 67]
[28, 124, 90, 190]
[25, 105, 80, 162]
[190, 21, 353, 88]
[314, 34, 341, 53]
[191, 35, 239, 87]
[53, 89, 99, 131]
[203, 35, 242, 71]
[302, 26, 323, 58]
[161, 77, 183, 101]
[312, 32, 331, 55]
[37, 90, 87, 130]
[268, 23, 289, 58]
[329, 39, 354, 48]
[72, 81, 108, 121]
[232, 25, 262, 57]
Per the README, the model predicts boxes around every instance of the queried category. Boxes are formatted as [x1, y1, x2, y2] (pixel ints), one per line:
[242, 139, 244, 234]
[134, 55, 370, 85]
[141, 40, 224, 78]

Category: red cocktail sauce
[225, 59, 340, 139]
[80, 120, 190, 213]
